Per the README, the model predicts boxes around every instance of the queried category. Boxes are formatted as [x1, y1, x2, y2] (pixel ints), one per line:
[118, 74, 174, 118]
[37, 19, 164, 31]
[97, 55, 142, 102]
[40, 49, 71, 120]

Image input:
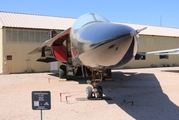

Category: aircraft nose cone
[78, 22, 138, 68]
[79, 22, 135, 46]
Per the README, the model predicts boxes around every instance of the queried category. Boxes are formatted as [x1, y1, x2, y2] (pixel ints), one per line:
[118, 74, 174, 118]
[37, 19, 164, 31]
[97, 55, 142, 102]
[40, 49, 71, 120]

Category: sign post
[32, 91, 51, 120]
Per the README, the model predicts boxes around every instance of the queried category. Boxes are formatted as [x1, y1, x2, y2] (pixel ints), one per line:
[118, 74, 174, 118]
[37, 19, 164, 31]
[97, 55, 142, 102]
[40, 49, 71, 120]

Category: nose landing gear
[86, 70, 103, 99]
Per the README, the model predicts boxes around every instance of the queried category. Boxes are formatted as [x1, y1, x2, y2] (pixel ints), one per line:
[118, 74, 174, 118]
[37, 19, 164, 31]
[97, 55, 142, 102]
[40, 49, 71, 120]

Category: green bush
[24, 69, 35, 73]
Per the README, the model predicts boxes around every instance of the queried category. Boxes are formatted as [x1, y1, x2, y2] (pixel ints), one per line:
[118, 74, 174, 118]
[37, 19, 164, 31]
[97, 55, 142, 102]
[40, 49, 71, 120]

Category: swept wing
[28, 28, 71, 63]
[147, 48, 179, 55]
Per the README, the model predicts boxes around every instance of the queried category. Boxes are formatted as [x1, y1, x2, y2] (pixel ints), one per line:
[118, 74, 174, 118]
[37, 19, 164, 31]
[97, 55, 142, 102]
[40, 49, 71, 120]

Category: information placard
[32, 91, 51, 110]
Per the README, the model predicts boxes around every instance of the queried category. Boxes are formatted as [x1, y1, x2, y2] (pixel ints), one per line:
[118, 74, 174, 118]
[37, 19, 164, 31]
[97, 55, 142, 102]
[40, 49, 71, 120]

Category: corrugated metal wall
[1, 27, 179, 73]
[0, 28, 2, 73]
[2, 27, 59, 73]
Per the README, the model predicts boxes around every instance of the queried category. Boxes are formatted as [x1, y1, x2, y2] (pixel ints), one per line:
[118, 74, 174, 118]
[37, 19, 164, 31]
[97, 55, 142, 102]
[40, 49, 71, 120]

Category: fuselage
[70, 13, 139, 68]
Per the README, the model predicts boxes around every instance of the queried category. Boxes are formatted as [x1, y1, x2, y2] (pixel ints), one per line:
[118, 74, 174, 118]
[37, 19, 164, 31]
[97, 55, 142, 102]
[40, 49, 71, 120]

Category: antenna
[160, 15, 162, 26]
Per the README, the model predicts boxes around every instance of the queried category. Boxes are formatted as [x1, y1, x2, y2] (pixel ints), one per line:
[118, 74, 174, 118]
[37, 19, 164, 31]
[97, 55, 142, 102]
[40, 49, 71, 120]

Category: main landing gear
[86, 70, 104, 99]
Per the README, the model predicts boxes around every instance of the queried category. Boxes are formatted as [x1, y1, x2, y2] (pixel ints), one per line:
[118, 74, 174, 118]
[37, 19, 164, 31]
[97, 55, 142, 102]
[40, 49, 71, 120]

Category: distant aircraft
[29, 13, 147, 99]
[147, 48, 179, 55]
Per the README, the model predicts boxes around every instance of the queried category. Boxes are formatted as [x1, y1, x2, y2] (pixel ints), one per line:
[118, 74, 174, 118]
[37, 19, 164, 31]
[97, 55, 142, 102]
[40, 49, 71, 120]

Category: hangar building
[0, 11, 179, 74]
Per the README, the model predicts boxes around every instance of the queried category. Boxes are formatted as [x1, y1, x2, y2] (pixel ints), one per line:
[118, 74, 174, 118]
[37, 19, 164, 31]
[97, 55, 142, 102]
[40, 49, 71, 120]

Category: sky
[1, 0, 179, 28]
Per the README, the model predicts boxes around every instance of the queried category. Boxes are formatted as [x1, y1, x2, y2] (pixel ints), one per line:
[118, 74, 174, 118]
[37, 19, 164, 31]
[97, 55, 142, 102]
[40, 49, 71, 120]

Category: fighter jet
[29, 13, 146, 99]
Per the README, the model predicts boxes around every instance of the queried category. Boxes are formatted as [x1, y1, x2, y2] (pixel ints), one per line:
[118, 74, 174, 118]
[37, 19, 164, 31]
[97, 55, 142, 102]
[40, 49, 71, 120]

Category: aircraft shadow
[100, 71, 179, 120]
[48, 71, 179, 119]
[48, 73, 91, 84]
[161, 69, 179, 73]
[48, 73, 59, 77]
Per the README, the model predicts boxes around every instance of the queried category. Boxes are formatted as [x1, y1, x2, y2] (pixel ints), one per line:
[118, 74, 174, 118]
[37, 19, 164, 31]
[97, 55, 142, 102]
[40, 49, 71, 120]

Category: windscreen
[72, 13, 109, 30]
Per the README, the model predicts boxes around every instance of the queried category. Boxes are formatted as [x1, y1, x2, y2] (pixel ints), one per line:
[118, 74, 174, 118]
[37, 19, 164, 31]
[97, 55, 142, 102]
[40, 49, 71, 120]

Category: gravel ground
[0, 67, 179, 120]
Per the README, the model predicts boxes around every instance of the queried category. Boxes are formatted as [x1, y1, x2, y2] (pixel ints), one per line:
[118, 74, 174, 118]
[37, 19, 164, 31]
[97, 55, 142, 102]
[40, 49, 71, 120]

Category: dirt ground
[0, 67, 179, 120]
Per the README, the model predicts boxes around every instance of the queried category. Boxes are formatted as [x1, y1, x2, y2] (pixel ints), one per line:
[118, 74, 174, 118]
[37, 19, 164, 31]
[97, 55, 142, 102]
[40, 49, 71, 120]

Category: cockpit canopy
[72, 13, 110, 30]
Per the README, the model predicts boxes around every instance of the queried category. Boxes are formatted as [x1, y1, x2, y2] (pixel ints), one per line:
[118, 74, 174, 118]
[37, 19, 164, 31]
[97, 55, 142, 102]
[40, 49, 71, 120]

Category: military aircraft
[29, 13, 147, 99]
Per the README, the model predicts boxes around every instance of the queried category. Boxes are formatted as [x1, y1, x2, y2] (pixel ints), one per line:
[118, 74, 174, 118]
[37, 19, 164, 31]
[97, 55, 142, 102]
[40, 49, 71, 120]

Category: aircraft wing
[28, 28, 71, 63]
[28, 28, 71, 54]
[146, 48, 179, 55]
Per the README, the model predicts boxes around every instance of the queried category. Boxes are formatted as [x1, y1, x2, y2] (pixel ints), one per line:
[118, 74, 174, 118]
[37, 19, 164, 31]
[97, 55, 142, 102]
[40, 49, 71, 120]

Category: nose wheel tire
[95, 86, 103, 99]
[86, 86, 103, 99]
[86, 86, 92, 99]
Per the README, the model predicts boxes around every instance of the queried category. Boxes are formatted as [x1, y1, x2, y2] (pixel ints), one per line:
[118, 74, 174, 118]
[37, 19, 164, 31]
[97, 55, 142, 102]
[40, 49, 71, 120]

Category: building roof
[115, 22, 179, 37]
[1, 11, 179, 37]
[0, 11, 75, 30]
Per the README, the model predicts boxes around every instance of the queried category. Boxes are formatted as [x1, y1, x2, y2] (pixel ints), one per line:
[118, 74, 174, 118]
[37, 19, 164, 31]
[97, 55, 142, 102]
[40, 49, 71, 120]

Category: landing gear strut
[86, 70, 103, 99]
